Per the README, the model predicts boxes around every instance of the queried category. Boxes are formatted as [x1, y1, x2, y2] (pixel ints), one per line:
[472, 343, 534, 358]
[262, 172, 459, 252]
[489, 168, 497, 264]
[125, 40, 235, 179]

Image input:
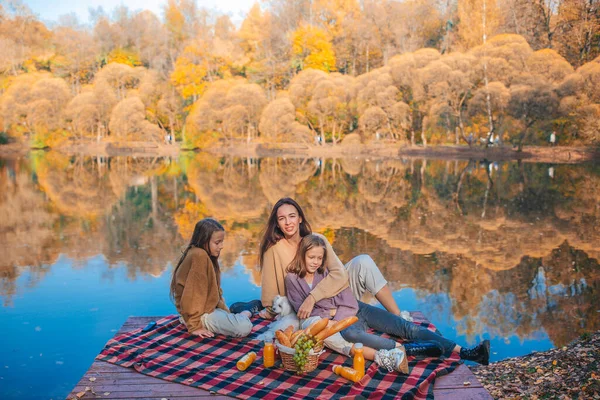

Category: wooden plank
[434, 364, 484, 388]
[433, 387, 493, 400]
[68, 314, 492, 400]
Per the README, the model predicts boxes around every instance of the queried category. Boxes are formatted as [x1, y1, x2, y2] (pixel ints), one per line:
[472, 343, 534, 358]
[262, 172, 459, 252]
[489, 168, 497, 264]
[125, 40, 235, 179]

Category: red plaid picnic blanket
[97, 314, 460, 400]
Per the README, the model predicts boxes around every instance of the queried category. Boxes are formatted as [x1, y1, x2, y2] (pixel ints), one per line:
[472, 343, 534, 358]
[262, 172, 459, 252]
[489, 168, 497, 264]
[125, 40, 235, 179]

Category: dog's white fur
[256, 295, 300, 340]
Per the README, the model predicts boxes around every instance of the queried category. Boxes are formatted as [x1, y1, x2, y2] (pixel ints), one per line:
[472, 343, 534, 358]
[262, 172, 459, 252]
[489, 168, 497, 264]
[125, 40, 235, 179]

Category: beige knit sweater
[260, 233, 349, 307]
[173, 247, 228, 333]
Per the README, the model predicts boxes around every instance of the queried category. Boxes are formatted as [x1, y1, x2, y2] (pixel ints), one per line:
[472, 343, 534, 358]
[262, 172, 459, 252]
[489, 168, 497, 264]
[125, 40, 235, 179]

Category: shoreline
[471, 330, 599, 399]
[1, 141, 598, 163]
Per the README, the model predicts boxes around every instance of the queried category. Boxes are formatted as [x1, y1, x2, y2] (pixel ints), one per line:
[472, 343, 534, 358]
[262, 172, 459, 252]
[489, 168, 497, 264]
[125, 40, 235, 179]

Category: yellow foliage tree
[291, 25, 336, 72]
[107, 48, 143, 67]
[170, 42, 233, 103]
[457, 0, 501, 50]
[170, 51, 208, 102]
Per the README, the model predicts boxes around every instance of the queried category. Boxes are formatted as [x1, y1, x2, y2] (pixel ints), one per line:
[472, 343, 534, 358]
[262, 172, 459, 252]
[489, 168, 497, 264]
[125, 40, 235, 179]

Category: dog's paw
[400, 310, 414, 322]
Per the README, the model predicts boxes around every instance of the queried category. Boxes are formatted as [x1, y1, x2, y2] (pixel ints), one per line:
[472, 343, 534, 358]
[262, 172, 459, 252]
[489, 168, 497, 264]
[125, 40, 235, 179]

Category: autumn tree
[553, 0, 600, 67]
[468, 81, 510, 143]
[420, 52, 478, 144]
[258, 96, 313, 143]
[94, 62, 143, 100]
[498, 0, 554, 50]
[508, 75, 559, 147]
[526, 49, 574, 84]
[65, 89, 106, 141]
[0, 0, 52, 75]
[185, 78, 268, 146]
[557, 56, 600, 143]
[390, 0, 445, 54]
[238, 3, 289, 97]
[0, 73, 72, 146]
[359, 106, 387, 139]
[108, 96, 163, 142]
[291, 24, 337, 72]
[456, 0, 501, 50]
[389, 48, 442, 145]
[51, 27, 98, 91]
[306, 73, 356, 143]
[356, 67, 410, 141]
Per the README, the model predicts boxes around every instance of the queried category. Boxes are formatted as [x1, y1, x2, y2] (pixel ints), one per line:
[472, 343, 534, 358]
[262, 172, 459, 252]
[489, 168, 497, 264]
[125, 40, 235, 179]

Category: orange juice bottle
[236, 351, 256, 371]
[353, 343, 365, 378]
[332, 364, 362, 383]
[263, 337, 275, 368]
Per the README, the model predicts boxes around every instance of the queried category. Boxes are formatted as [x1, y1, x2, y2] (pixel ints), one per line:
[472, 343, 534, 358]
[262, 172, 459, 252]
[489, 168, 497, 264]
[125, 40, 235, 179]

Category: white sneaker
[374, 346, 409, 374]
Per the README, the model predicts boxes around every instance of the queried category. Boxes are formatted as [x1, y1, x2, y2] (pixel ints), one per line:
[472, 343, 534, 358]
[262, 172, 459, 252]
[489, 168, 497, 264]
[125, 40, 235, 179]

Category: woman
[254, 197, 405, 320]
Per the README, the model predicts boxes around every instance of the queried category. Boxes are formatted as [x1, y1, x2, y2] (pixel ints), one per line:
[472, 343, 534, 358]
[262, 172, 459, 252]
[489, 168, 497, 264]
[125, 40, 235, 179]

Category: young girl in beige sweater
[170, 218, 253, 338]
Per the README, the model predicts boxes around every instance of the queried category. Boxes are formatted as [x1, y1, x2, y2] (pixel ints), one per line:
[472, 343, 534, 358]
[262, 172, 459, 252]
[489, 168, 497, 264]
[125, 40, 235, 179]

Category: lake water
[1, 151, 598, 399]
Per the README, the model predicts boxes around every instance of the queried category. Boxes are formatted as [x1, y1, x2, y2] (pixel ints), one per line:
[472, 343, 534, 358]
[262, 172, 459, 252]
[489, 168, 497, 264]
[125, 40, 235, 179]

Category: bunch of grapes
[292, 335, 315, 373]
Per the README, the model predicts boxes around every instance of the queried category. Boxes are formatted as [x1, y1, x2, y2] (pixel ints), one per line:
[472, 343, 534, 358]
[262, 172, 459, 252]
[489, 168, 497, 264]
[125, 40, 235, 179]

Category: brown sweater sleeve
[178, 250, 221, 333]
[260, 246, 282, 308]
[309, 233, 349, 303]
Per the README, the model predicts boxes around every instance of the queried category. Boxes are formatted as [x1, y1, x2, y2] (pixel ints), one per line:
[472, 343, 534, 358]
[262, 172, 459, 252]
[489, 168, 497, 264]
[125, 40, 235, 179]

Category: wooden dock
[67, 316, 492, 400]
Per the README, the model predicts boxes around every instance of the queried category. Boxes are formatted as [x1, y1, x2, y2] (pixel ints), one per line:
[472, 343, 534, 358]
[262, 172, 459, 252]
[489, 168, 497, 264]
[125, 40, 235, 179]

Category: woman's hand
[297, 295, 316, 319]
[192, 328, 214, 338]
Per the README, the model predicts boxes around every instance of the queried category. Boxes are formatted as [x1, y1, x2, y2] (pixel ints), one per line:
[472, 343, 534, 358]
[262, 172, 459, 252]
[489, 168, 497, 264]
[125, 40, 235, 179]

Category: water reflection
[1, 152, 598, 346]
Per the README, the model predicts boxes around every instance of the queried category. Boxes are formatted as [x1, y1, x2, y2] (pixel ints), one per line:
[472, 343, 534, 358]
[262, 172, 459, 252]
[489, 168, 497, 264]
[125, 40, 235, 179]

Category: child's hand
[192, 328, 215, 338]
[297, 296, 316, 319]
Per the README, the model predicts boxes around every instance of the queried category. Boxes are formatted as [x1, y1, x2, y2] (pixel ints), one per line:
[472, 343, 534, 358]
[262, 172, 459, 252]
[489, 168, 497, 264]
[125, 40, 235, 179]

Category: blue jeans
[339, 302, 456, 356]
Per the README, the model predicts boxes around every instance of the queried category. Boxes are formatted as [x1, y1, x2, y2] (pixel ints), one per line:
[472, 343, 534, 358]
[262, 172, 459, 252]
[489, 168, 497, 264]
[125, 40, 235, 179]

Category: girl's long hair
[286, 234, 327, 278]
[170, 218, 224, 301]
[258, 197, 312, 267]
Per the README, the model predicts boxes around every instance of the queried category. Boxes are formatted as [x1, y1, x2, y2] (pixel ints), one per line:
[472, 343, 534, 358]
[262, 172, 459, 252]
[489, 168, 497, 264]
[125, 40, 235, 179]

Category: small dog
[256, 295, 300, 340]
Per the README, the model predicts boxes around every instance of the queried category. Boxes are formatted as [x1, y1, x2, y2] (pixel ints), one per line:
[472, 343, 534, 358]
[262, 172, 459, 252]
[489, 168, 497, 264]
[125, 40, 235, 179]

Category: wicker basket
[276, 341, 324, 374]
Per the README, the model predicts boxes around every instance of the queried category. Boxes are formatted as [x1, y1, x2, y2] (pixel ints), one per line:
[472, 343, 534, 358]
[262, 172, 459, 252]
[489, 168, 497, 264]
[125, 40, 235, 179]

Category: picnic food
[236, 351, 256, 371]
[314, 316, 358, 342]
[314, 327, 332, 341]
[283, 325, 294, 339]
[290, 329, 305, 346]
[276, 330, 292, 347]
[305, 318, 328, 336]
[276, 317, 359, 374]
[293, 334, 317, 372]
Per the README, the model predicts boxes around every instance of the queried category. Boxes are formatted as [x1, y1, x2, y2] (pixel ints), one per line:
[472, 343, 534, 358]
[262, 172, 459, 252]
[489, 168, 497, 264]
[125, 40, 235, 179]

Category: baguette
[276, 330, 292, 347]
[290, 330, 305, 346]
[283, 325, 294, 340]
[314, 327, 333, 342]
[305, 318, 329, 336]
[317, 316, 358, 341]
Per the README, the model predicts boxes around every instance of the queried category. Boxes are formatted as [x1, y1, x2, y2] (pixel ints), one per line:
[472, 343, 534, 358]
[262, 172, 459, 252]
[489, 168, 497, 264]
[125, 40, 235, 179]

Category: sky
[22, 0, 257, 25]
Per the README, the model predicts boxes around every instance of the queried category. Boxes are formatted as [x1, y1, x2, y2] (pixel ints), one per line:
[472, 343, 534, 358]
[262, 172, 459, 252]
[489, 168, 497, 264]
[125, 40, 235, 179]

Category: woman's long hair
[258, 197, 312, 267]
[286, 234, 327, 278]
[170, 218, 224, 301]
